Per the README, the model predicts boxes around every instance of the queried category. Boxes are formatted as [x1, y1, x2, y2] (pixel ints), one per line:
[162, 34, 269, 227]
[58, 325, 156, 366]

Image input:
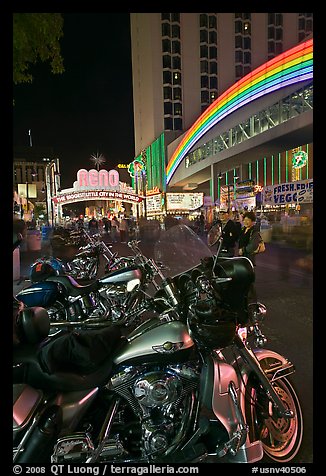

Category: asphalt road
[13, 234, 313, 463]
[254, 244, 313, 464]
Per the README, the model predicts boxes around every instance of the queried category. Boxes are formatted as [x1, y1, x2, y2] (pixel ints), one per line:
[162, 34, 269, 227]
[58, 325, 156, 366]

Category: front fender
[237, 348, 295, 440]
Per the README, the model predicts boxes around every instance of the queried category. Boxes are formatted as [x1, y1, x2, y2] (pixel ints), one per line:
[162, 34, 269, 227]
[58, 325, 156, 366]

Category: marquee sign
[52, 190, 143, 205]
[263, 179, 313, 205]
[166, 192, 204, 211]
[51, 168, 143, 205]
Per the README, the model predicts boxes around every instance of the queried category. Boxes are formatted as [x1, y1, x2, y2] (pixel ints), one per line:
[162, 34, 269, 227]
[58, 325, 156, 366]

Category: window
[209, 76, 217, 89]
[164, 86, 172, 100]
[164, 117, 173, 130]
[173, 103, 182, 115]
[209, 30, 217, 44]
[163, 55, 172, 68]
[172, 56, 181, 69]
[173, 72, 181, 85]
[209, 15, 217, 29]
[201, 60, 208, 73]
[172, 40, 181, 54]
[243, 37, 251, 49]
[201, 90, 209, 103]
[235, 50, 243, 63]
[200, 13, 208, 28]
[201, 75, 209, 88]
[162, 23, 171, 37]
[171, 13, 180, 23]
[172, 24, 180, 37]
[163, 70, 172, 84]
[162, 39, 171, 53]
[235, 65, 243, 78]
[235, 36, 243, 48]
[244, 51, 251, 64]
[200, 45, 208, 58]
[173, 87, 182, 100]
[164, 102, 173, 115]
[174, 118, 183, 130]
[209, 46, 217, 59]
[200, 29, 208, 43]
[209, 61, 217, 74]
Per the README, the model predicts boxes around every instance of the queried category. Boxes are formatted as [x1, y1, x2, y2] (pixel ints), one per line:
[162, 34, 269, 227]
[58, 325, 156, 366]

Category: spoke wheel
[245, 372, 303, 462]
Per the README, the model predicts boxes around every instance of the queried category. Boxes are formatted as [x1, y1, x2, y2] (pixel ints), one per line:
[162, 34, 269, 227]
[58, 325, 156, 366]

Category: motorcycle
[13, 224, 303, 463]
[16, 238, 162, 333]
[31, 231, 118, 282]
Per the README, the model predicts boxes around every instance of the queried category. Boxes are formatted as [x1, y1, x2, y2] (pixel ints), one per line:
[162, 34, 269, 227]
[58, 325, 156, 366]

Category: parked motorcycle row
[13, 224, 303, 464]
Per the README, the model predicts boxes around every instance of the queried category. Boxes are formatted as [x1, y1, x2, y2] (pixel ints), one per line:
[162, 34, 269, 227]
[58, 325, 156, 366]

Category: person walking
[88, 216, 98, 236]
[110, 216, 119, 243]
[119, 218, 129, 243]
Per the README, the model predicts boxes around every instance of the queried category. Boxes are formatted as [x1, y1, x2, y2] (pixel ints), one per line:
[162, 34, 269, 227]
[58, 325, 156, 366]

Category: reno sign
[76, 168, 119, 190]
[52, 168, 143, 205]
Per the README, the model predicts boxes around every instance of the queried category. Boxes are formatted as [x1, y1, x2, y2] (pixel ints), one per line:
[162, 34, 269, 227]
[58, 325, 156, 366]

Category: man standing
[219, 210, 240, 257]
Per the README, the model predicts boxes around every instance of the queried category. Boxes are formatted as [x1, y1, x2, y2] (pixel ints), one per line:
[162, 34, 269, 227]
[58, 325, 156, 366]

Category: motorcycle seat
[45, 275, 99, 297]
[14, 326, 126, 392]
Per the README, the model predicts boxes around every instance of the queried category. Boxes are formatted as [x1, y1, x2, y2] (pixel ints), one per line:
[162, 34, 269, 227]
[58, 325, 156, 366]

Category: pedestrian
[76, 216, 84, 230]
[238, 211, 262, 305]
[199, 212, 205, 236]
[119, 218, 129, 243]
[88, 216, 98, 235]
[238, 211, 263, 265]
[103, 217, 111, 234]
[110, 216, 119, 242]
[219, 210, 240, 257]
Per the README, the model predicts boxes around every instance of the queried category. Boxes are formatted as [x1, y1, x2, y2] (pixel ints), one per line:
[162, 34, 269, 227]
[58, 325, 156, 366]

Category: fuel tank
[99, 266, 142, 285]
[16, 281, 60, 307]
[113, 318, 195, 366]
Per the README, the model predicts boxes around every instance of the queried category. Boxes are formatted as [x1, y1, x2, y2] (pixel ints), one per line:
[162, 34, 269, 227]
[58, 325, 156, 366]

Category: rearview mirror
[207, 224, 222, 247]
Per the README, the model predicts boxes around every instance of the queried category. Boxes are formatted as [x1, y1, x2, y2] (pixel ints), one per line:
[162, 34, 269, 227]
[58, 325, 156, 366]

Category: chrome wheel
[245, 375, 303, 462]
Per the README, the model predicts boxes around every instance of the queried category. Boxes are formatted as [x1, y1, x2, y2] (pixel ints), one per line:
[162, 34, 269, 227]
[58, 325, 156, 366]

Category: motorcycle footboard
[224, 440, 263, 463]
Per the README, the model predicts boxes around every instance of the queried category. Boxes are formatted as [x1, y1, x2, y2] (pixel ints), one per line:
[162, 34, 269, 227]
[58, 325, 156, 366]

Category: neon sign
[292, 151, 308, 169]
[77, 168, 119, 188]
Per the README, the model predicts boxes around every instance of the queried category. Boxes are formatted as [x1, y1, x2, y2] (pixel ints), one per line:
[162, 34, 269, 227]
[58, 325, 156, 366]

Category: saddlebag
[13, 383, 43, 433]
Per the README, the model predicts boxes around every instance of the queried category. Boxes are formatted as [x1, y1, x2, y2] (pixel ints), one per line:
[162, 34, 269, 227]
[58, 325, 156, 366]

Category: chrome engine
[51, 364, 199, 463]
[100, 284, 147, 325]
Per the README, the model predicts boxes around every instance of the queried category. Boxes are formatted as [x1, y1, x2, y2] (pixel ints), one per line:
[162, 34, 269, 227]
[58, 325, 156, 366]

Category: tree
[13, 13, 65, 85]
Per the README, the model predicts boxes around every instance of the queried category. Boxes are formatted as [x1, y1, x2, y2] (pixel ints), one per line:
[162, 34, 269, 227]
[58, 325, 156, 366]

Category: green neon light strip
[256, 160, 259, 184]
[264, 157, 267, 186]
[285, 150, 288, 182]
[271, 155, 274, 185]
[278, 153, 281, 184]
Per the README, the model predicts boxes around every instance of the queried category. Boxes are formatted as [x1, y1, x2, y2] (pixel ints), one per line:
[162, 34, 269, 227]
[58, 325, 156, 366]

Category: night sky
[13, 13, 135, 189]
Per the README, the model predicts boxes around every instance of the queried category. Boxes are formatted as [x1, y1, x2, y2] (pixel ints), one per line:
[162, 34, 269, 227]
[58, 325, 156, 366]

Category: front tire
[245, 372, 303, 462]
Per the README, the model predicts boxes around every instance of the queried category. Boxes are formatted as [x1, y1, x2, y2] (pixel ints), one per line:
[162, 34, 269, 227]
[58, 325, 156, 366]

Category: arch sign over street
[51, 168, 144, 205]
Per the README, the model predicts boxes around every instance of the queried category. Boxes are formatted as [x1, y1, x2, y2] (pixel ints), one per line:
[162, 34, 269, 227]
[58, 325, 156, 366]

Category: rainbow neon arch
[166, 38, 313, 184]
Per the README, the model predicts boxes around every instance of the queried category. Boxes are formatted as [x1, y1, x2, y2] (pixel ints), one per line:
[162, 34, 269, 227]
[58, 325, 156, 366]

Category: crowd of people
[72, 209, 264, 255]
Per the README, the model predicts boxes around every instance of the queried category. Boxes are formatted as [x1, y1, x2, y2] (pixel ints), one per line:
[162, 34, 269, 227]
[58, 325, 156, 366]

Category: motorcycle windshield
[154, 224, 213, 277]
